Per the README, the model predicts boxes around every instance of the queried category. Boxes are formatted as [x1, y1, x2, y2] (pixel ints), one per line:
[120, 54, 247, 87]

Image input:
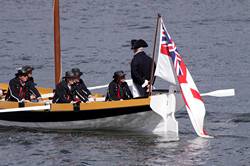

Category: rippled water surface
[0, 0, 250, 165]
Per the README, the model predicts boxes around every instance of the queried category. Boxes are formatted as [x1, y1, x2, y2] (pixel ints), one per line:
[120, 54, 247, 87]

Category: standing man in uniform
[130, 39, 155, 97]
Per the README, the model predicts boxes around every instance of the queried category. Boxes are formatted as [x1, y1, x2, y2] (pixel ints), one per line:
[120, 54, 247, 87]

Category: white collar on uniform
[134, 47, 144, 55]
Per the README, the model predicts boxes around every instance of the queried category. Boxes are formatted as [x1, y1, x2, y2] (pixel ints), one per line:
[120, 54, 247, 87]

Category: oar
[39, 79, 133, 98]
[150, 88, 235, 97]
[201, 89, 235, 97]
[88, 84, 108, 90]
[88, 79, 133, 90]
[41, 87, 235, 98]
[0, 105, 50, 113]
[41, 93, 54, 98]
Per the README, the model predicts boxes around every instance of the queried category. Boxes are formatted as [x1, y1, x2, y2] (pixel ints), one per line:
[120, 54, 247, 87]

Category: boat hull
[0, 94, 184, 135]
[0, 105, 151, 122]
[0, 110, 162, 132]
[0, 98, 155, 130]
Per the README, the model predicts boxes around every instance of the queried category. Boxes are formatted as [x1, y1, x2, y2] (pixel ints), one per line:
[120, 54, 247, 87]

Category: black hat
[63, 71, 76, 79]
[23, 65, 34, 73]
[15, 67, 28, 76]
[113, 70, 126, 79]
[131, 39, 148, 49]
[71, 68, 83, 77]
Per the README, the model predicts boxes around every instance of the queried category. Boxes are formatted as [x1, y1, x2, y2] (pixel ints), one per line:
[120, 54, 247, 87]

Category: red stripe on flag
[190, 88, 203, 102]
[161, 44, 170, 56]
[177, 57, 187, 83]
[203, 129, 208, 136]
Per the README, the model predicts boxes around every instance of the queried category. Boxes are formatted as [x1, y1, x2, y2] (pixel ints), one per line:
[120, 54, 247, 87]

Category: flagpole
[149, 14, 161, 96]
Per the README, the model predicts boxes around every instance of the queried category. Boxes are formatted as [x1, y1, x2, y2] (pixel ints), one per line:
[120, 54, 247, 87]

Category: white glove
[142, 80, 149, 88]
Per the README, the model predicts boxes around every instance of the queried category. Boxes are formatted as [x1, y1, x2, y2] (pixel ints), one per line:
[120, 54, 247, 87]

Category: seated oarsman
[5, 67, 32, 102]
[23, 65, 42, 101]
[71, 68, 91, 103]
[52, 71, 76, 103]
[106, 71, 133, 101]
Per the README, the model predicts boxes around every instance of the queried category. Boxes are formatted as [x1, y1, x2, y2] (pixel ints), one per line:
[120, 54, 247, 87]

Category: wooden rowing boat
[0, 0, 185, 139]
[0, 94, 184, 132]
[0, 0, 236, 139]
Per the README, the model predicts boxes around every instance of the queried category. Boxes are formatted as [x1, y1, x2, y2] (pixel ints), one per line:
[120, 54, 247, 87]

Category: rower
[5, 67, 31, 102]
[23, 65, 42, 101]
[130, 39, 155, 97]
[71, 68, 91, 103]
[106, 71, 133, 101]
[52, 71, 76, 103]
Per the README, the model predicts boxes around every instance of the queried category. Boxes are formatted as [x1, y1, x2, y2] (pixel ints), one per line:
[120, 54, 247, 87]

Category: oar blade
[201, 89, 235, 97]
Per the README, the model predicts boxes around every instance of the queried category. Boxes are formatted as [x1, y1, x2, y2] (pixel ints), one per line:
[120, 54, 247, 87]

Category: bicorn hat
[131, 39, 148, 50]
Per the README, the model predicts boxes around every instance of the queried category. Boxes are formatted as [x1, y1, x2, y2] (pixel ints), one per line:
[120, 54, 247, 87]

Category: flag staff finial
[149, 14, 161, 96]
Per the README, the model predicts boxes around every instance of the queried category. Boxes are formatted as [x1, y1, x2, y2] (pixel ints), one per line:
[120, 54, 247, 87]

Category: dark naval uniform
[5, 77, 31, 102]
[26, 77, 41, 99]
[27, 77, 36, 86]
[72, 79, 91, 103]
[106, 80, 133, 101]
[5, 66, 41, 102]
[131, 51, 155, 97]
[52, 80, 74, 103]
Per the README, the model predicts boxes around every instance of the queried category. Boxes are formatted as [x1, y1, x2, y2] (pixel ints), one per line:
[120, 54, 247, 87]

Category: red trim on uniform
[117, 85, 121, 99]
[66, 95, 70, 100]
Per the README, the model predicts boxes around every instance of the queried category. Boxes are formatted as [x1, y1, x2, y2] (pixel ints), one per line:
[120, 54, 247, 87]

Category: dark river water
[0, 0, 250, 165]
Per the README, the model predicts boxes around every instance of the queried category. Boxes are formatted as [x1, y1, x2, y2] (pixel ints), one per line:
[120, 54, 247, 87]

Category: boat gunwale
[0, 97, 151, 112]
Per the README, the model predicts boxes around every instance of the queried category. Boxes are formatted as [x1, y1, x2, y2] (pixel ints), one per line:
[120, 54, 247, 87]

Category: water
[0, 0, 250, 165]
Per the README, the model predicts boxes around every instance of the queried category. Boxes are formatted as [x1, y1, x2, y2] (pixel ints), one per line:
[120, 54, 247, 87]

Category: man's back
[131, 51, 153, 86]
